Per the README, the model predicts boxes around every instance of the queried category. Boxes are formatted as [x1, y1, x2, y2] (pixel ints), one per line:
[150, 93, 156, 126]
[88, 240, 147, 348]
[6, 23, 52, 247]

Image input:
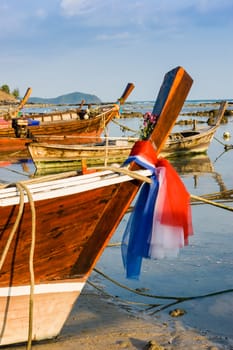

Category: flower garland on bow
[140, 112, 158, 140]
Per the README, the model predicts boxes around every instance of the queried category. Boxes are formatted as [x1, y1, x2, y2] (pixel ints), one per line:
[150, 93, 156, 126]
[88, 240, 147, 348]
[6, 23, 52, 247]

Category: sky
[0, 0, 233, 102]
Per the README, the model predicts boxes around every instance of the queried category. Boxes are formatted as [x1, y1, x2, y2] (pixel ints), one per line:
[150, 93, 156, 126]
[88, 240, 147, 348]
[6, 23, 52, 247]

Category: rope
[103, 126, 109, 167]
[0, 184, 25, 270]
[0, 181, 36, 350]
[93, 268, 179, 300]
[111, 118, 139, 135]
[23, 170, 80, 184]
[18, 183, 36, 350]
[98, 165, 152, 184]
[86, 280, 156, 307]
[214, 136, 233, 150]
[92, 268, 233, 314]
[190, 194, 233, 211]
[193, 189, 233, 201]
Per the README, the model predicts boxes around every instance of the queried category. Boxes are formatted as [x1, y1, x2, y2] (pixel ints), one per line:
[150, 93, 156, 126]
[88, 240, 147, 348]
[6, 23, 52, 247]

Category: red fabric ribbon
[127, 140, 193, 244]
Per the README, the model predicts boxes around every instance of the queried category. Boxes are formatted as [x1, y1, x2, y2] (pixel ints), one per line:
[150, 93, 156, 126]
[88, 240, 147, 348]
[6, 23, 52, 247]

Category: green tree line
[0, 84, 20, 98]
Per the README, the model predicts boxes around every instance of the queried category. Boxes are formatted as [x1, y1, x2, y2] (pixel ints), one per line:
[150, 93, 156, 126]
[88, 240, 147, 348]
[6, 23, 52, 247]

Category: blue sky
[1, 0, 233, 101]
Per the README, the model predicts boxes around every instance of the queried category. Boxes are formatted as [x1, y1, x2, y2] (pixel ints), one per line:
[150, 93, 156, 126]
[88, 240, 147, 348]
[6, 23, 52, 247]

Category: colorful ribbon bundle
[121, 141, 193, 279]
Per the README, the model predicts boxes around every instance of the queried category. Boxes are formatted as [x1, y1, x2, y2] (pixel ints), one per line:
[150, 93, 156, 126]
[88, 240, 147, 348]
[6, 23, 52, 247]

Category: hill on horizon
[0, 90, 17, 103]
[28, 91, 102, 104]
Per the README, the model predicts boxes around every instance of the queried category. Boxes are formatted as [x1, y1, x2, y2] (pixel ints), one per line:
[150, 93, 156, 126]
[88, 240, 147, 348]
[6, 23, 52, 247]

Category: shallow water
[91, 103, 233, 346]
[0, 101, 233, 346]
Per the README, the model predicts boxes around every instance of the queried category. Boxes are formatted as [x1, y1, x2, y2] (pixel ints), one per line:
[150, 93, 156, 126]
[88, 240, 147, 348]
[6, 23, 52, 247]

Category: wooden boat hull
[0, 137, 31, 152]
[0, 286, 83, 345]
[0, 169, 150, 345]
[0, 83, 135, 148]
[0, 106, 120, 152]
[161, 125, 218, 157]
[161, 101, 227, 158]
[28, 139, 134, 170]
[27, 105, 119, 138]
[0, 66, 193, 346]
[28, 121, 222, 172]
[0, 128, 15, 138]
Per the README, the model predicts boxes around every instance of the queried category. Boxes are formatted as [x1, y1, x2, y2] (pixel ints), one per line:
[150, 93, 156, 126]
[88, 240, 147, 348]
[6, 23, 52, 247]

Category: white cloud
[58, 0, 233, 34]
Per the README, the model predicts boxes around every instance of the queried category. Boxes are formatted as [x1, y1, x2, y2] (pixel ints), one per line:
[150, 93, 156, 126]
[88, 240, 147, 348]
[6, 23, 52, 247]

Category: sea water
[0, 101, 233, 346]
[94, 101, 233, 346]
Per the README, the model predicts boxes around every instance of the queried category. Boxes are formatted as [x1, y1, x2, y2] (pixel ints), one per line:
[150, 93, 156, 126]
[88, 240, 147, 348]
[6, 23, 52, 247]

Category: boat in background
[0, 83, 135, 151]
[28, 101, 227, 172]
[161, 101, 227, 158]
[0, 66, 193, 346]
[0, 89, 33, 153]
[28, 136, 136, 171]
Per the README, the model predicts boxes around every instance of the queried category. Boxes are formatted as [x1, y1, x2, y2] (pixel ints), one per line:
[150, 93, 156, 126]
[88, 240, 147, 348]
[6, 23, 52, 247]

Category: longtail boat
[0, 66, 193, 346]
[161, 101, 227, 158]
[0, 83, 135, 152]
[28, 101, 226, 172]
[28, 136, 136, 171]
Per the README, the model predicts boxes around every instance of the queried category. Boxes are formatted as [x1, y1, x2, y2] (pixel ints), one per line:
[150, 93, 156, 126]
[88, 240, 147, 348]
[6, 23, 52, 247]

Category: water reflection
[170, 154, 229, 193]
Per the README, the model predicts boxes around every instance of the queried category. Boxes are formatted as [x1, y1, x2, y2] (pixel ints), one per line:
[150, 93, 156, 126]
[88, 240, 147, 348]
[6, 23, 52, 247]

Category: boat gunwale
[0, 169, 152, 205]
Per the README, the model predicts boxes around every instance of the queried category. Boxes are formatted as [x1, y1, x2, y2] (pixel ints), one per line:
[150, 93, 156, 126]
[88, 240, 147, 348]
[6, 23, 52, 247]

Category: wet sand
[5, 289, 230, 350]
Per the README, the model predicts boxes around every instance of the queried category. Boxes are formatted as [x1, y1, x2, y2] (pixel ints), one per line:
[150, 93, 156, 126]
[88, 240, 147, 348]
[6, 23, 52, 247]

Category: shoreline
[4, 288, 230, 350]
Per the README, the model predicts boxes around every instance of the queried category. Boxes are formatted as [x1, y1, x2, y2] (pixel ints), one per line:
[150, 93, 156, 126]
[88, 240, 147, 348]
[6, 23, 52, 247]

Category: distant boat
[161, 101, 227, 158]
[28, 136, 136, 171]
[28, 101, 227, 172]
[0, 66, 193, 346]
[0, 83, 135, 152]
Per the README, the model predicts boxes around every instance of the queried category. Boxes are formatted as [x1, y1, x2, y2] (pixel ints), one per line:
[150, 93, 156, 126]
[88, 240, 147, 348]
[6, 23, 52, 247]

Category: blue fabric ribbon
[121, 157, 159, 279]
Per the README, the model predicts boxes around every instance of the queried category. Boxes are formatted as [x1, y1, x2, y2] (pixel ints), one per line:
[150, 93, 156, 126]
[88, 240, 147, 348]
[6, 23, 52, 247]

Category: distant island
[28, 92, 102, 105]
[0, 90, 102, 105]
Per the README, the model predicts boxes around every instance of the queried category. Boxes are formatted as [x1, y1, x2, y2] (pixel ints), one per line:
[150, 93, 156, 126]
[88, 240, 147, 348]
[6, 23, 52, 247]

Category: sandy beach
[5, 287, 231, 350]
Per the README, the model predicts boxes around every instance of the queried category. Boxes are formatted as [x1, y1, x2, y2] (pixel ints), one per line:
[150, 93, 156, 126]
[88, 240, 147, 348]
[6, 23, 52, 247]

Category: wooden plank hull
[28, 140, 134, 170]
[0, 288, 83, 345]
[27, 105, 119, 138]
[0, 170, 150, 345]
[0, 66, 193, 346]
[0, 137, 31, 152]
[0, 105, 120, 151]
[0, 128, 15, 137]
[161, 101, 227, 158]
[28, 118, 223, 172]
[161, 125, 218, 157]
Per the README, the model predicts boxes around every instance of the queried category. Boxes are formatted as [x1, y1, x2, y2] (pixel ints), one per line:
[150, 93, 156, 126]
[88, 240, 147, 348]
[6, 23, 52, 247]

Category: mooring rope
[190, 194, 233, 211]
[214, 136, 233, 150]
[0, 184, 25, 270]
[0, 182, 36, 350]
[18, 182, 36, 350]
[111, 118, 139, 135]
[92, 267, 233, 314]
[86, 280, 156, 307]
